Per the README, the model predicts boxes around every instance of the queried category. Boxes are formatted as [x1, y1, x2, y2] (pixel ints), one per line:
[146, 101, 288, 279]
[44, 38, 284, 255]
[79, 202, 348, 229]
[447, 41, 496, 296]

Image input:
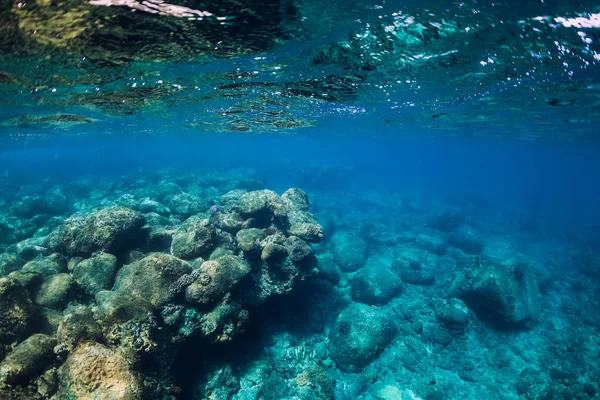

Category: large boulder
[72, 252, 119, 296]
[56, 341, 143, 399]
[427, 210, 464, 232]
[170, 216, 215, 260]
[392, 247, 436, 285]
[0, 214, 37, 246]
[351, 267, 402, 305]
[0, 252, 24, 277]
[48, 207, 146, 256]
[330, 231, 367, 272]
[447, 226, 485, 255]
[56, 304, 103, 352]
[234, 190, 287, 226]
[113, 253, 192, 309]
[34, 273, 76, 309]
[451, 257, 541, 330]
[168, 192, 209, 218]
[0, 277, 34, 344]
[0, 334, 56, 384]
[281, 188, 323, 243]
[21, 253, 68, 277]
[329, 303, 396, 372]
[185, 256, 251, 306]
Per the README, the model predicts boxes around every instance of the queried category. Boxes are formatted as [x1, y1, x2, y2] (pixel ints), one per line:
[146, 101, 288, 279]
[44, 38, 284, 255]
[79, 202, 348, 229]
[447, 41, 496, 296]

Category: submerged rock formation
[0, 180, 323, 398]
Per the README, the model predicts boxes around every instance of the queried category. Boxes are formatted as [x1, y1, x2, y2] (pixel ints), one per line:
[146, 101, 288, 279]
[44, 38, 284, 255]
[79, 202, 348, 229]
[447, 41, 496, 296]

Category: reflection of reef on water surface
[1, 0, 599, 136]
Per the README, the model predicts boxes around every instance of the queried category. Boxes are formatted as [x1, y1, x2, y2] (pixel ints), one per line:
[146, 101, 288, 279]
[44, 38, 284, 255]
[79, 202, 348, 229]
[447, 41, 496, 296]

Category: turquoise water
[1, 0, 600, 399]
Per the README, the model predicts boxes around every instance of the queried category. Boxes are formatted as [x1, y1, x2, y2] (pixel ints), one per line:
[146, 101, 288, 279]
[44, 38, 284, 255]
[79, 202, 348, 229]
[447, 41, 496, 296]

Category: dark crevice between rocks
[174, 277, 343, 399]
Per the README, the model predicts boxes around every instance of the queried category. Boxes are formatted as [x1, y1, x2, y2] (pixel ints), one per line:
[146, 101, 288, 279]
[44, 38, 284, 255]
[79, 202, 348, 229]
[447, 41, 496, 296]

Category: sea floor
[0, 167, 599, 399]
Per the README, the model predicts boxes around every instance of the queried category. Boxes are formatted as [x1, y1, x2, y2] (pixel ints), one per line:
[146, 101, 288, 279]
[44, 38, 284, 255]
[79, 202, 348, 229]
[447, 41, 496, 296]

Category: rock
[7, 236, 49, 261]
[170, 216, 215, 260]
[234, 190, 287, 225]
[260, 242, 287, 265]
[0, 277, 34, 344]
[236, 228, 266, 255]
[415, 233, 447, 255]
[0, 214, 37, 245]
[433, 298, 470, 328]
[55, 341, 142, 399]
[185, 256, 251, 305]
[447, 226, 485, 255]
[282, 188, 323, 243]
[168, 192, 209, 218]
[34, 273, 75, 309]
[210, 211, 244, 234]
[0, 334, 56, 384]
[285, 236, 315, 267]
[391, 247, 436, 285]
[10, 195, 60, 219]
[316, 253, 341, 284]
[201, 364, 241, 400]
[113, 253, 192, 309]
[93, 290, 154, 324]
[56, 304, 103, 352]
[49, 207, 146, 256]
[113, 194, 139, 210]
[428, 210, 465, 232]
[199, 297, 249, 342]
[147, 228, 173, 252]
[72, 252, 118, 296]
[138, 198, 170, 216]
[329, 303, 396, 372]
[0, 252, 24, 277]
[350, 267, 402, 305]
[451, 257, 541, 330]
[21, 253, 68, 277]
[330, 231, 367, 272]
[6, 269, 43, 290]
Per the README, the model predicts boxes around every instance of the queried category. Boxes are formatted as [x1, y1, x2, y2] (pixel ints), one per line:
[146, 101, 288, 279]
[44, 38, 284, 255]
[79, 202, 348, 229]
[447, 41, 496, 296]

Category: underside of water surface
[1, 0, 600, 399]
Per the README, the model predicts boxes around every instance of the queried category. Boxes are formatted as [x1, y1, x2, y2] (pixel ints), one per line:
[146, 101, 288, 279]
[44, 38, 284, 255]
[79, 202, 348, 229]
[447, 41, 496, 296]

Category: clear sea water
[1, 0, 600, 398]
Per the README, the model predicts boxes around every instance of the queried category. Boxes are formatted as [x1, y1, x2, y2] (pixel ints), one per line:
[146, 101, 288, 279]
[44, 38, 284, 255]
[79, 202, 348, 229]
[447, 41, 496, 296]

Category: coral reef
[0, 167, 598, 399]
[0, 171, 323, 398]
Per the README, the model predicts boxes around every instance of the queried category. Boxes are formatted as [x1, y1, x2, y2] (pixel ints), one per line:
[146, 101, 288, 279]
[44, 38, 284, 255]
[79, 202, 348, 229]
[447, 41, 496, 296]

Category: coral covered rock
[170, 216, 215, 260]
[328, 303, 396, 372]
[56, 304, 103, 352]
[282, 188, 323, 243]
[113, 253, 192, 309]
[185, 256, 251, 306]
[428, 210, 465, 232]
[169, 193, 209, 218]
[392, 247, 436, 285]
[138, 198, 170, 216]
[433, 297, 470, 328]
[236, 228, 266, 255]
[451, 257, 541, 330]
[34, 273, 75, 309]
[49, 207, 146, 256]
[0, 277, 34, 344]
[234, 190, 287, 225]
[72, 252, 118, 295]
[330, 231, 367, 272]
[0, 214, 37, 246]
[350, 267, 402, 305]
[447, 226, 485, 255]
[0, 334, 56, 384]
[21, 253, 67, 278]
[56, 341, 143, 399]
[0, 252, 24, 277]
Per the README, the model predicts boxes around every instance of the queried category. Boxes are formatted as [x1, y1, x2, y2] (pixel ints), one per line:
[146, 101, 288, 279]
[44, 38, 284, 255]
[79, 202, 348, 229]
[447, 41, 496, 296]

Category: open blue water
[1, 0, 600, 399]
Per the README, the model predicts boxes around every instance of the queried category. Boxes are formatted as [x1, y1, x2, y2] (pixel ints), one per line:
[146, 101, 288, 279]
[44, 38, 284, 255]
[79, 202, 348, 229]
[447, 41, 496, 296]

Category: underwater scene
[1, 0, 600, 399]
